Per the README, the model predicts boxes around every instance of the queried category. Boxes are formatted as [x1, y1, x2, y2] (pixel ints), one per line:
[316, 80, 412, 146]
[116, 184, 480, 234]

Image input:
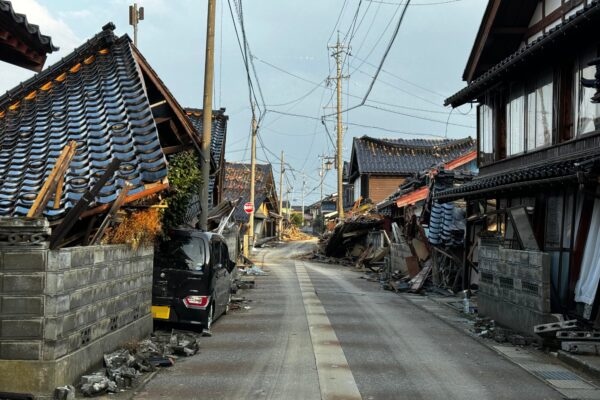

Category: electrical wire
[323, 0, 412, 118]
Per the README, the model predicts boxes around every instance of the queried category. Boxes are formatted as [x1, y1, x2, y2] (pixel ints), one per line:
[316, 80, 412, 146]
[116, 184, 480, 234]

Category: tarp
[575, 198, 600, 305]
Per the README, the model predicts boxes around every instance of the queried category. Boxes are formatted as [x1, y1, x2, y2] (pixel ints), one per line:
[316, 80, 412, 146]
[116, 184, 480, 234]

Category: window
[477, 102, 494, 165]
[574, 46, 600, 136]
[506, 71, 554, 157]
[507, 84, 525, 156]
[528, 71, 553, 150]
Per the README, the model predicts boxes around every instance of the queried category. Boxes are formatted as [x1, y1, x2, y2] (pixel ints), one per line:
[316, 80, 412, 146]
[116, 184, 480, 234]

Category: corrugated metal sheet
[0, 25, 168, 218]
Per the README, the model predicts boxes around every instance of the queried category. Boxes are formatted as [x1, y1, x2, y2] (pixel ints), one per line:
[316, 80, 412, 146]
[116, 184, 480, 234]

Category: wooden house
[441, 0, 600, 332]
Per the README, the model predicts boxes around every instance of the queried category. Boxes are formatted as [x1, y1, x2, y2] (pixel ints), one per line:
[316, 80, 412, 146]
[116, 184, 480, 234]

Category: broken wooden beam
[27, 141, 76, 218]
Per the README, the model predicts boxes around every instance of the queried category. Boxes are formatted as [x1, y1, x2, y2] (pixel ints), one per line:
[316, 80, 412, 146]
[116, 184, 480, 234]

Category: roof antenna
[128, 2, 144, 47]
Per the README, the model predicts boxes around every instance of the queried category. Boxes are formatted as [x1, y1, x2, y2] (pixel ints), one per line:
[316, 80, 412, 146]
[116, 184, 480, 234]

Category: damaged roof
[0, 23, 196, 218]
[185, 108, 228, 168]
[0, 0, 58, 70]
[185, 108, 228, 208]
[222, 162, 277, 222]
[349, 135, 475, 180]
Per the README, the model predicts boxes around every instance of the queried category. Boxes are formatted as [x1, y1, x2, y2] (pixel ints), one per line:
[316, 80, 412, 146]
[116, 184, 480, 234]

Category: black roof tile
[0, 24, 174, 218]
[350, 135, 475, 177]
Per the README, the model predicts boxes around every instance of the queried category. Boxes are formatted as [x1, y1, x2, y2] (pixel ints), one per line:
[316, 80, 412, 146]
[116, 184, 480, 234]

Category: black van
[151, 230, 235, 330]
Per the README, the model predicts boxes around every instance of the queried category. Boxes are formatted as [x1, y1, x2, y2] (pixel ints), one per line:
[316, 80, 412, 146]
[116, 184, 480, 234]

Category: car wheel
[224, 293, 232, 315]
[206, 302, 214, 331]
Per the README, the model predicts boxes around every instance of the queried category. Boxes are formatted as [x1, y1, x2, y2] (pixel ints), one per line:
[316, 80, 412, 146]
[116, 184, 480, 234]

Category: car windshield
[155, 235, 206, 271]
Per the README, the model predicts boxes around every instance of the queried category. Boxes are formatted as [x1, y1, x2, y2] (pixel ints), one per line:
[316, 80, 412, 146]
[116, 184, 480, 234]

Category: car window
[156, 236, 205, 271]
[221, 243, 230, 267]
[211, 241, 222, 267]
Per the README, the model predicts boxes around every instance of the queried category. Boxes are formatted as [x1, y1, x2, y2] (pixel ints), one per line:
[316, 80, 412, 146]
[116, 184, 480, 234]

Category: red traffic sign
[244, 202, 254, 214]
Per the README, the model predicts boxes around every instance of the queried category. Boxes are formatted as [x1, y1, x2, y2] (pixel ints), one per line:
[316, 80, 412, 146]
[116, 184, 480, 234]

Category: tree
[290, 213, 303, 227]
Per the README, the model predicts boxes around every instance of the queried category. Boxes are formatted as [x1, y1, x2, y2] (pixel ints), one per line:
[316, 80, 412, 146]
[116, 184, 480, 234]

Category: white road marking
[295, 261, 362, 400]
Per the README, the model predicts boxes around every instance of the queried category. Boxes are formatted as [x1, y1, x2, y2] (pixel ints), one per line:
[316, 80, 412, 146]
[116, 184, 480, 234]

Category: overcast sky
[2, 0, 486, 205]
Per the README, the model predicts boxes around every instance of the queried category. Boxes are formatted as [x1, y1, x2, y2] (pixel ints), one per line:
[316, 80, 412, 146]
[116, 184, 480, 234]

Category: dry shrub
[103, 208, 162, 249]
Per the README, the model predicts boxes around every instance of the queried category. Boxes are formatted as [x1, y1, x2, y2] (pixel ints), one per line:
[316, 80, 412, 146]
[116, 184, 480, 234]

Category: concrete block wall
[478, 245, 552, 333]
[0, 244, 152, 361]
[0, 217, 154, 396]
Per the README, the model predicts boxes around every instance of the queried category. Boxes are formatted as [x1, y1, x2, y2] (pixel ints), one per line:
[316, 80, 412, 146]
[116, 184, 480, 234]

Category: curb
[558, 350, 600, 380]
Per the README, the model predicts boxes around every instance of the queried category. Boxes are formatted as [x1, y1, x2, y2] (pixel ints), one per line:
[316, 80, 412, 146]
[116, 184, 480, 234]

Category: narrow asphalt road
[134, 241, 563, 400]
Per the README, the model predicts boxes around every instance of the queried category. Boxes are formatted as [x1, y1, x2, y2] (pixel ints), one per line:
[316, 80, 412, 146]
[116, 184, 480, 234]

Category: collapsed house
[222, 162, 280, 242]
[313, 136, 477, 276]
[347, 135, 476, 204]
[442, 0, 600, 334]
[0, 23, 218, 396]
[377, 149, 477, 291]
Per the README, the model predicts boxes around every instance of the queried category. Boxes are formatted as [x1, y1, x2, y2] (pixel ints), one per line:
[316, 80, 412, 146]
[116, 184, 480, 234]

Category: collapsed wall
[0, 217, 153, 397]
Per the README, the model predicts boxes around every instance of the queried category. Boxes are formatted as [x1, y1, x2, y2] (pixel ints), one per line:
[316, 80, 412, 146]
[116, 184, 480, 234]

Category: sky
[1, 0, 487, 205]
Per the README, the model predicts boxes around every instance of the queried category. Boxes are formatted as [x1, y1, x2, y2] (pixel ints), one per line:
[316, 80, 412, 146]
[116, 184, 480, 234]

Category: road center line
[295, 261, 362, 400]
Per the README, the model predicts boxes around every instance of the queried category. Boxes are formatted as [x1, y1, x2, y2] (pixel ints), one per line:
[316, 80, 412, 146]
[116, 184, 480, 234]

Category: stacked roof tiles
[0, 24, 186, 218]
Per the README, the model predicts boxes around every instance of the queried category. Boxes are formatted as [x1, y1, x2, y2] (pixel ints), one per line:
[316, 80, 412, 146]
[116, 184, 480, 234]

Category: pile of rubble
[472, 317, 535, 346]
[70, 330, 201, 397]
[282, 224, 313, 241]
[534, 317, 600, 355]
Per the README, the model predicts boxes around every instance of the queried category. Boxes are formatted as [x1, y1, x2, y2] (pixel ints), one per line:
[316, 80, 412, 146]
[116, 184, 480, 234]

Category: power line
[323, 0, 412, 117]
[352, 53, 447, 98]
[366, 0, 463, 5]
[267, 109, 449, 138]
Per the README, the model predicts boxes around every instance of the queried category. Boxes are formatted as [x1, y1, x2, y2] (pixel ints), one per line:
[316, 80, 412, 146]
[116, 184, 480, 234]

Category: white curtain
[574, 198, 600, 305]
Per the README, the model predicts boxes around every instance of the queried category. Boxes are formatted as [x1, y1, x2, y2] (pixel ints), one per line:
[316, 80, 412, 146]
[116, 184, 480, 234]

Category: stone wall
[478, 245, 555, 333]
[0, 217, 153, 397]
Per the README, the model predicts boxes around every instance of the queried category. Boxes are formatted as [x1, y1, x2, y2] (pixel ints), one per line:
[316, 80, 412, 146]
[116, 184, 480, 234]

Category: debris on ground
[282, 224, 313, 241]
[77, 329, 202, 397]
[54, 385, 76, 400]
[240, 265, 269, 276]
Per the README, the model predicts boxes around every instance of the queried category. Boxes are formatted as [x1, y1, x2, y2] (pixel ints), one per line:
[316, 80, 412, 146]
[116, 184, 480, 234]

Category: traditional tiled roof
[434, 155, 597, 203]
[0, 24, 193, 218]
[0, 0, 58, 70]
[222, 162, 276, 222]
[446, 0, 600, 107]
[349, 135, 475, 178]
[185, 108, 228, 208]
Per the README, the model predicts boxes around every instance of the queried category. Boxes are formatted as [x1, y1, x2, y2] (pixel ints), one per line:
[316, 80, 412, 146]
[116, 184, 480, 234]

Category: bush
[161, 151, 202, 231]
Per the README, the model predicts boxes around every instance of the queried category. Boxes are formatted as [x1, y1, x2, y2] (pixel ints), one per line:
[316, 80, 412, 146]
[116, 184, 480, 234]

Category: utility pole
[329, 33, 349, 221]
[199, 0, 216, 231]
[301, 176, 306, 228]
[318, 154, 334, 218]
[278, 151, 284, 240]
[128, 2, 144, 47]
[248, 110, 258, 248]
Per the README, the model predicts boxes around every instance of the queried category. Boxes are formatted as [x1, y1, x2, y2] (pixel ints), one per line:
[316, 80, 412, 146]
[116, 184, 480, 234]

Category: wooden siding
[368, 176, 406, 203]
